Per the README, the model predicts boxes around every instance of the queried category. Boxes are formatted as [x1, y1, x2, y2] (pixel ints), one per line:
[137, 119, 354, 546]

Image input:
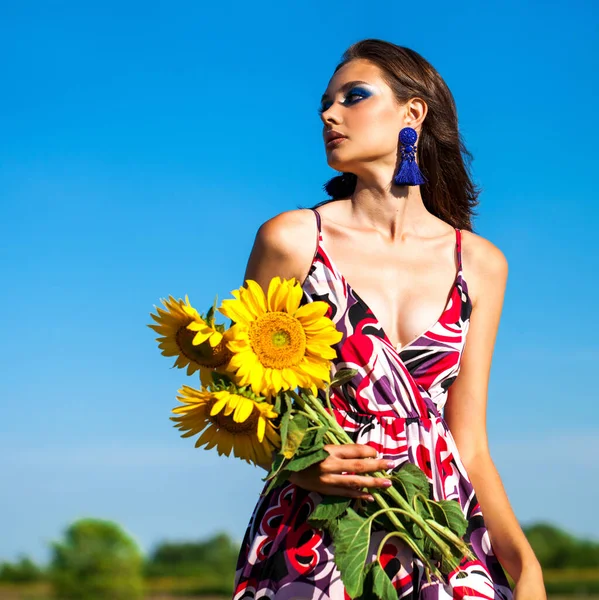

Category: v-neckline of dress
[315, 229, 463, 355]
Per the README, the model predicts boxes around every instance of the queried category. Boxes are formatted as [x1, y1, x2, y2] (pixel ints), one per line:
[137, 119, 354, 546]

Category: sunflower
[218, 277, 343, 396]
[186, 318, 223, 347]
[170, 385, 280, 466]
[148, 295, 232, 386]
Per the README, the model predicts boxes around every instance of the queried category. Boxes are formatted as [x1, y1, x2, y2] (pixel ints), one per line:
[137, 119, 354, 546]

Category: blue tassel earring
[393, 126, 427, 186]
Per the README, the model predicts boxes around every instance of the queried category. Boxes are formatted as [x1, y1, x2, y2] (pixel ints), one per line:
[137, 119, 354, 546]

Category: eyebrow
[320, 80, 371, 103]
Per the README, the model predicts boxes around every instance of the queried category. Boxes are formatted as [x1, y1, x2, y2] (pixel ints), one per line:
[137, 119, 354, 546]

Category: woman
[232, 39, 545, 599]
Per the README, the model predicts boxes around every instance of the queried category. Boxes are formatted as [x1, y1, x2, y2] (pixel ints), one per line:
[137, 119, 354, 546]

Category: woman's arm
[443, 234, 543, 587]
[241, 210, 393, 498]
[240, 209, 319, 473]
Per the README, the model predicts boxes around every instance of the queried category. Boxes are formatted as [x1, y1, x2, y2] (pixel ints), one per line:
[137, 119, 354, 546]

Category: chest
[319, 235, 460, 350]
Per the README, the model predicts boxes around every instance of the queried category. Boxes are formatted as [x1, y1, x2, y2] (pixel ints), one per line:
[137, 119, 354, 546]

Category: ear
[404, 97, 428, 131]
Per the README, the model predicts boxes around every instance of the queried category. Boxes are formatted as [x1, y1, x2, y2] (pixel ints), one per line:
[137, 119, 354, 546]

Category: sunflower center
[272, 330, 290, 347]
[209, 400, 259, 434]
[176, 327, 231, 368]
[249, 312, 306, 369]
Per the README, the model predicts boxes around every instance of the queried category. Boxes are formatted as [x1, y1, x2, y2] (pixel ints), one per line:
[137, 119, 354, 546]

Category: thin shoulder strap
[310, 208, 322, 234]
[455, 228, 463, 270]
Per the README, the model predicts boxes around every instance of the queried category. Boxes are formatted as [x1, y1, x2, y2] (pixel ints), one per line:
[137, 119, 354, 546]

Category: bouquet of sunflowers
[148, 276, 476, 598]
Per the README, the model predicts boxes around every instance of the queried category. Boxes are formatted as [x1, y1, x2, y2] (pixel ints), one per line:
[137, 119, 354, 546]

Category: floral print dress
[232, 208, 513, 599]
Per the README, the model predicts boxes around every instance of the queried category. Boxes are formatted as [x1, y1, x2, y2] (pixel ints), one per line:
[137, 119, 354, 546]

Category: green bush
[49, 518, 144, 600]
[524, 522, 599, 569]
[145, 532, 239, 579]
[544, 579, 599, 594]
[0, 555, 44, 582]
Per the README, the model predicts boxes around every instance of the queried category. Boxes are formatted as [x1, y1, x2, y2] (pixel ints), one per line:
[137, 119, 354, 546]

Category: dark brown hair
[308, 39, 481, 232]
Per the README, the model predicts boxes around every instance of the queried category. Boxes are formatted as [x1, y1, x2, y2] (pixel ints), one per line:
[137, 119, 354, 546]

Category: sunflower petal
[210, 396, 228, 416]
[294, 301, 329, 322]
[218, 298, 254, 326]
[244, 280, 268, 315]
[256, 416, 266, 443]
[285, 281, 303, 314]
[266, 276, 283, 311]
[233, 398, 254, 423]
[208, 331, 223, 346]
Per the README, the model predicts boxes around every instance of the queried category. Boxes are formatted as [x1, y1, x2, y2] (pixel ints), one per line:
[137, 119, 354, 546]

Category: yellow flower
[170, 386, 280, 465]
[186, 319, 223, 347]
[218, 277, 342, 396]
[148, 295, 231, 386]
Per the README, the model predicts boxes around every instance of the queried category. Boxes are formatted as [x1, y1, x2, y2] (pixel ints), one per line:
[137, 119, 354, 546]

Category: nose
[320, 107, 341, 130]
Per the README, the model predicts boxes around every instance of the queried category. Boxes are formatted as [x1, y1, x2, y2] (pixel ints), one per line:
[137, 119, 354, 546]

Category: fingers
[289, 470, 377, 501]
[321, 457, 391, 475]
[322, 445, 392, 475]
[322, 473, 393, 492]
[327, 443, 378, 459]
[288, 443, 394, 501]
[320, 487, 376, 501]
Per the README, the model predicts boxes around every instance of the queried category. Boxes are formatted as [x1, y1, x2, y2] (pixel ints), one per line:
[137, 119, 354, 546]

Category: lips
[324, 131, 347, 144]
[326, 138, 347, 149]
[325, 132, 348, 149]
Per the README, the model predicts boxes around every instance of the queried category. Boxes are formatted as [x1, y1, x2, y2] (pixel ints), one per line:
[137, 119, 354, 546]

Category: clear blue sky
[1, 0, 597, 564]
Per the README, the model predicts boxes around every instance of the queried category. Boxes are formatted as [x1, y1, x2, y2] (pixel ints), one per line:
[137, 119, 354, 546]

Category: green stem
[289, 392, 330, 429]
[291, 390, 353, 442]
[367, 501, 441, 584]
[313, 417, 443, 581]
[413, 493, 476, 561]
[290, 389, 466, 577]
[324, 383, 334, 415]
[380, 482, 458, 566]
[425, 519, 477, 562]
[374, 532, 437, 586]
[303, 425, 323, 434]
[295, 409, 316, 421]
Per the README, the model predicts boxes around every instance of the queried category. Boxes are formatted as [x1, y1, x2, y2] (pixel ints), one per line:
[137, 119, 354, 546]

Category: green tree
[49, 518, 144, 600]
[145, 531, 239, 577]
[524, 522, 599, 569]
[0, 555, 43, 582]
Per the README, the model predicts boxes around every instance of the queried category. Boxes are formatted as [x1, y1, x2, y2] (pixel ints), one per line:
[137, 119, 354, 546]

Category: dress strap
[310, 208, 322, 234]
[455, 228, 463, 271]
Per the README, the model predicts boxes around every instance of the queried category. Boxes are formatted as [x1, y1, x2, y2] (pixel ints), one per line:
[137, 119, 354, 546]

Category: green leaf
[299, 424, 328, 454]
[205, 306, 215, 324]
[370, 560, 398, 600]
[279, 410, 291, 451]
[354, 562, 373, 600]
[282, 414, 309, 459]
[359, 497, 396, 533]
[440, 542, 465, 576]
[206, 293, 219, 326]
[308, 496, 351, 529]
[262, 467, 292, 496]
[263, 452, 287, 483]
[423, 533, 441, 562]
[390, 462, 431, 505]
[273, 393, 283, 415]
[330, 368, 358, 387]
[410, 521, 425, 540]
[330, 508, 371, 598]
[429, 499, 468, 539]
[285, 448, 330, 473]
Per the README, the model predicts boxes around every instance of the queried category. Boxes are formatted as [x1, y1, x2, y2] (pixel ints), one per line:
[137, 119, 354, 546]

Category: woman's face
[319, 59, 417, 175]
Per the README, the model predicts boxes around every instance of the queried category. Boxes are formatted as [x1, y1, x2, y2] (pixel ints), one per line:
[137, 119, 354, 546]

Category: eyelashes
[317, 90, 367, 116]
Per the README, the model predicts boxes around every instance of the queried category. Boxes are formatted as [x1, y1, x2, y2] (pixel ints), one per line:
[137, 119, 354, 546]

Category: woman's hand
[288, 443, 394, 500]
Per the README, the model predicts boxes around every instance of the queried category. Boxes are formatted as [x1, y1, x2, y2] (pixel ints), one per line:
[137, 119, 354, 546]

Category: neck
[349, 175, 430, 242]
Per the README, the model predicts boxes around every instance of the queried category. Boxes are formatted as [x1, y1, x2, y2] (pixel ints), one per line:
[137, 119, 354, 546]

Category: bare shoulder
[460, 229, 508, 307]
[243, 208, 319, 290]
[255, 208, 317, 256]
